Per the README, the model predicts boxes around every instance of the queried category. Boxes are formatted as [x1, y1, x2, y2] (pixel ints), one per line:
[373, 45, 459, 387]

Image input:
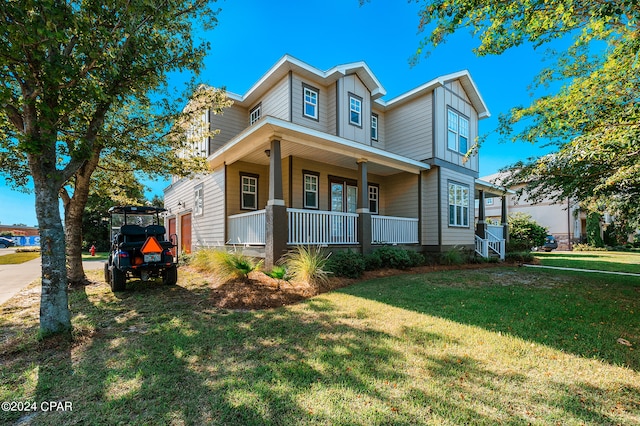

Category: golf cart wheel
[162, 265, 178, 286]
[111, 267, 126, 291]
[104, 263, 111, 284]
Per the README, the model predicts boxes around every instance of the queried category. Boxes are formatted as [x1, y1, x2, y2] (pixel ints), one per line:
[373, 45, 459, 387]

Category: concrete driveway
[0, 250, 105, 306]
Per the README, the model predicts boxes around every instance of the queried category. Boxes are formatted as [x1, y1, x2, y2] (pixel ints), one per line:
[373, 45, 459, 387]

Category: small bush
[366, 246, 412, 269]
[191, 248, 262, 280]
[265, 265, 288, 280]
[505, 251, 534, 263]
[282, 246, 331, 287]
[326, 250, 365, 278]
[406, 250, 425, 267]
[440, 246, 467, 265]
[572, 243, 608, 252]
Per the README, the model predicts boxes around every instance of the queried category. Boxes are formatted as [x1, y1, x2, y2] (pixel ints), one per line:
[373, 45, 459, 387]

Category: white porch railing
[287, 208, 358, 245]
[227, 210, 266, 245]
[371, 215, 419, 244]
[475, 230, 505, 260]
[475, 235, 488, 258]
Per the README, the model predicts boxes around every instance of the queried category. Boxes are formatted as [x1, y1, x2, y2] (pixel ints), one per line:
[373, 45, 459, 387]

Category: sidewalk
[0, 258, 105, 306]
[523, 263, 640, 277]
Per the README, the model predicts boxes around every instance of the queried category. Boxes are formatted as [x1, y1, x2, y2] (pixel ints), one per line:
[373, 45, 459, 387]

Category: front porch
[228, 208, 419, 247]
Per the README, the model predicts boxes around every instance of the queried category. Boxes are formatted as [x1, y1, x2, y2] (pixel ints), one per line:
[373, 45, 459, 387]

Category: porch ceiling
[208, 116, 429, 176]
[475, 178, 515, 198]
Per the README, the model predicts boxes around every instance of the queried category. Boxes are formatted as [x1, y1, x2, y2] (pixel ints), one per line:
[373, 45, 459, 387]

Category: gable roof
[226, 55, 489, 119]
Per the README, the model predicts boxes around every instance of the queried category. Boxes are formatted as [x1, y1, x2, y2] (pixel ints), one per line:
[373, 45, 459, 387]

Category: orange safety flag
[141, 236, 163, 254]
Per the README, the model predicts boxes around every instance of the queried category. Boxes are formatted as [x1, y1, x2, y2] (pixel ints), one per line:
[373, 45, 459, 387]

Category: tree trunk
[64, 149, 101, 286]
[33, 173, 71, 336]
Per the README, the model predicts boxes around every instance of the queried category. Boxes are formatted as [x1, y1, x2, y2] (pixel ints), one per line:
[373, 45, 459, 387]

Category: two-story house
[164, 55, 507, 267]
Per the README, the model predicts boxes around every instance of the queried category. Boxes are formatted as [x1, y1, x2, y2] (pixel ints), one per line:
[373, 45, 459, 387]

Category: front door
[329, 178, 357, 242]
[180, 213, 192, 254]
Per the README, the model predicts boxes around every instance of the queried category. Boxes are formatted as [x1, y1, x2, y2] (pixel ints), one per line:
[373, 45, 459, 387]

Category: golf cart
[104, 206, 177, 291]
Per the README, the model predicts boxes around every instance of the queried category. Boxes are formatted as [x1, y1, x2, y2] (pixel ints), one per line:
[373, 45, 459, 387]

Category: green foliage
[572, 243, 608, 252]
[504, 251, 535, 263]
[508, 213, 548, 251]
[364, 246, 425, 270]
[282, 246, 330, 287]
[440, 246, 465, 266]
[265, 265, 288, 280]
[586, 212, 605, 248]
[192, 248, 262, 281]
[326, 250, 366, 278]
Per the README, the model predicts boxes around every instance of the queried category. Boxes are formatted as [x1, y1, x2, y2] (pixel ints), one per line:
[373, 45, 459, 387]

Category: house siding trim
[426, 158, 479, 178]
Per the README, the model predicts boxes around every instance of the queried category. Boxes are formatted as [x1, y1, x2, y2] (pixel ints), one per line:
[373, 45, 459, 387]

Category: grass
[535, 250, 640, 274]
[1, 266, 639, 425]
[82, 252, 109, 261]
[0, 251, 40, 264]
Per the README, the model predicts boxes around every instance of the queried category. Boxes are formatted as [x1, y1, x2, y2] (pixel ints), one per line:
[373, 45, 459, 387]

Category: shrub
[586, 212, 605, 248]
[508, 212, 547, 251]
[326, 250, 365, 278]
[265, 265, 288, 280]
[406, 250, 425, 267]
[505, 251, 534, 263]
[365, 246, 412, 269]
[282, 246, 331, 287]
[440, 246, 465, 265]
[572, 243, 607, 252]
[191, 248, 262, 280]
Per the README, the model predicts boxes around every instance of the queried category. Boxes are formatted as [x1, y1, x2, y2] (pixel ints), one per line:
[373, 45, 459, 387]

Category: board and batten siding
[337, 75, 371, 145]
[291, 74, 331, 133]
[260, 75, 290, 122]
[164, 167, 226, 249]
[209, 104, 248, 154]
[384, 92, 433, 161]
[433, 83, 479, 173]
[439, 167, 475, 247]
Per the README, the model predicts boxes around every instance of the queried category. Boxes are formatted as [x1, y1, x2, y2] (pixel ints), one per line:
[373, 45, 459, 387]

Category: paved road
[0, 249, 104, 306]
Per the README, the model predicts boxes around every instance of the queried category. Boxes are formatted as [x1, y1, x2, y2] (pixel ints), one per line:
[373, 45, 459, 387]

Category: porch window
[303, 172, 319, 209]
[448, 182, 469, 227]
[368, 185, 379, 214]
[349, 93, 362, 127]
[250, 103, 261, 125]
[241, 174, 258, 210]
[303, 84, 319, 120]
[447, 108, 470, 154]
[194, 184, 204, 216]
[371, 113, 378, 141]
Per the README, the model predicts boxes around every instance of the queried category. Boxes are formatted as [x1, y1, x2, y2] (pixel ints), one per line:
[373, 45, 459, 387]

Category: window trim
[302, 170, 320, 209]
[302, 83, 319, 121]
[240, 173, 259, 210]
[371, 113, 378, 141]
[368, 183, 379, 214]
[447, 108, 470, 154]
[448, 181, 470, 228]
[348, 93, 363, 128]
[194, 183, 204, 217]
[250, 103, 262, 126]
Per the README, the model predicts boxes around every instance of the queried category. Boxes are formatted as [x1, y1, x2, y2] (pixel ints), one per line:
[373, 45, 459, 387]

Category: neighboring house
[477, 172, 583, 250]
[164, 55, 507, 267]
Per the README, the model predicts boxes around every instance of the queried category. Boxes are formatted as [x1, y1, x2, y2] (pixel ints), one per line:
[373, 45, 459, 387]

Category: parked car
[0, 237, 15, 248]
[542, 235, 558, 252]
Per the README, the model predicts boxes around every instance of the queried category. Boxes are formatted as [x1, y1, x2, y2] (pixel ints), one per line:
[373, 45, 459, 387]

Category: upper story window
[241, 174, 258, 210]
[303, 84, 319, 120]
[448, 182, 469, 227]
[447, 109, 469, 154]
[303, 172, 319, 209]
[486, 197, 494, 205]
[371, 113, 378, 141]
[349, 93, 362, 127]
[250, 103, 261, 125]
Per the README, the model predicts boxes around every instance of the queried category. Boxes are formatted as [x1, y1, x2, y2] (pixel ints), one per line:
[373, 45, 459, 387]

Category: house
[477, 172, 583, 250]
[164, 55, 508, 267]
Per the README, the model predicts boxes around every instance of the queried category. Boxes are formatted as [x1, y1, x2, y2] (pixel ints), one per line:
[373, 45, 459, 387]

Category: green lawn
[534, 251, 640, 274]
[82, 252, 109, 261]
[0, 251, 40, 264]
[1, 266, 638, 425]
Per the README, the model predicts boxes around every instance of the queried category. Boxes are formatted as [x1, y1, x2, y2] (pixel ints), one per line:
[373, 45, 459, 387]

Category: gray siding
[291, 74, 331, 133]
[380, 172, 419, 218]
[209, 103, 247, 154]
[385, 92, 433, 160]
[261, 75, 290, 121]
[337, 75, 371, 144]
[420, 169, 439, 245]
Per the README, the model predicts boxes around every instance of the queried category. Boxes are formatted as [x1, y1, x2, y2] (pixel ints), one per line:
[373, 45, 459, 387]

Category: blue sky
[2, 0, 559, 227]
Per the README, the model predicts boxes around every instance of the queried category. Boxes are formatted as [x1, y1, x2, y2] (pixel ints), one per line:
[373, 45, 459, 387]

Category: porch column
[356, 159, 372, 255]
[265, 139, 288, 269]
[476, 189, 486, 238]
[501, 195, 509, 243]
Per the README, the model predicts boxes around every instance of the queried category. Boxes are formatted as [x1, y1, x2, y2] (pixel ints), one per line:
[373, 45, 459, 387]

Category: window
[303, 172, 319, 209]
[349, 93, 362, 127]
[447, 109, 470, 154]
[486, 198, 494, 206]
[250, 103, 261, 125]
[303, 84, 318, 120]
[371, 113, 378, 141]
[368, 185, 379, 214]
[194, 184, 204, 216]
[241, 174, 258, 210]
[448, 182, 469, 227]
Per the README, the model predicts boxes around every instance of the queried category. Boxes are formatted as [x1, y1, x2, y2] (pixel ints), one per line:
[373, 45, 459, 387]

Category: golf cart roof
[108, 206, 167, 215]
